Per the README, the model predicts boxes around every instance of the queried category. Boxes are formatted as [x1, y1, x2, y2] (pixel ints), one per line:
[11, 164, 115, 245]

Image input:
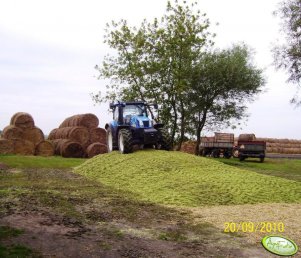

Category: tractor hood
[130, 115, 152, 128]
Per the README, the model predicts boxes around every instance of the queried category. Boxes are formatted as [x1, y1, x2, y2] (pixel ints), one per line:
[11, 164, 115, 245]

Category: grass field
[75, 150, 301, 207]
[0, 154, 86, 169]
[217, 157, 301, 182]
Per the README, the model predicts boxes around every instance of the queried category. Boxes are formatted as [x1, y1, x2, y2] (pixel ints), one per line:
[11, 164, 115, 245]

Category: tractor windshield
[123, 104, 147, 117]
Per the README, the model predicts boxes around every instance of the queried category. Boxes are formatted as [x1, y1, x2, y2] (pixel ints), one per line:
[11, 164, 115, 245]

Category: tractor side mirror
[109, 103, 114, 109]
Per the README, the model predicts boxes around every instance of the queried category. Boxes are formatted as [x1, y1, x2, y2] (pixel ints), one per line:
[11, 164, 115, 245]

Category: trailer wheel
[200, 148, 206, 157]
[260, 157, 265, 163]
[212, 149, 220, 158]
[239, 156, 245, 162]
[224, 150, 231, 159]
[232, 149, 239, 158]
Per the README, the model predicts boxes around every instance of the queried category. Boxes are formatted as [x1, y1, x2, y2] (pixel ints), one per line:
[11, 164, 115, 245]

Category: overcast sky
[0, 0, 300, 138]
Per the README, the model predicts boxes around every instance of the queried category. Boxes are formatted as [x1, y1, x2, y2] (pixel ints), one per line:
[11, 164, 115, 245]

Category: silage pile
[0, 112, 54, 156]
[48, 113, 107, 158]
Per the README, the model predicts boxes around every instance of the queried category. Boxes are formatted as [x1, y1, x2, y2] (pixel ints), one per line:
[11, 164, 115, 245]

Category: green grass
[0, 155, 86, 169]
[216, 158, 301, 182]
[75, 150, 301, 207]
[0, 226, 24, 239]
[0, 244, 34, 258]
[0, 226, 36, 258]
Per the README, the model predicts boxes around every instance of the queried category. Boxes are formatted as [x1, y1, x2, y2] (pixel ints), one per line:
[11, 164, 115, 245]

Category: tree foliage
[189, 45, 264, 154]
[94, 0, 265, 152]
[273, 0, 301, 104]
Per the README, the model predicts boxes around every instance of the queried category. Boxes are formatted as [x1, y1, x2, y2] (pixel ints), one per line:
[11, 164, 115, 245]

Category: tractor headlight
[139, 120, 144, 127]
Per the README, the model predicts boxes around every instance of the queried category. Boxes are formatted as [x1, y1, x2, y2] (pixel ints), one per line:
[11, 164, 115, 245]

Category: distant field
[0, 154, 86, 169]
[75, 150, 301, 207]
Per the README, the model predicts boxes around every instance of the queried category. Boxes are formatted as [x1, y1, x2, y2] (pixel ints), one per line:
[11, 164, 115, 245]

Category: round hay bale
[60, 140, 84, 158]
[51, 139, 84, 158]
[59, 113, 99, 129]
[86, 142, 107, 158]
[12, 139, 35, 155]
[50, 139, 62, 155]
[89, 128, 106, 144]
[35, 140, 54, 156]
[2, 125, 23, 140]
[53, 127, 89, 146]
[23, 127, 44, 145]
[238, 134, 256, 141]
[0, 139, 14, 154]
[48, 129, 58, 140]
[10, 112, 35, 129]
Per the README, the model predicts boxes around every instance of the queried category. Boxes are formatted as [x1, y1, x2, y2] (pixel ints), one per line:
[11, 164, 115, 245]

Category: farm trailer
[236, 134, 266, 162]
[199, 133, 234, 158]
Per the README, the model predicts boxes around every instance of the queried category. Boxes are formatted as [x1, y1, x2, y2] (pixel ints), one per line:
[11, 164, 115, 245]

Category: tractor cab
[105, 101, 170, 154]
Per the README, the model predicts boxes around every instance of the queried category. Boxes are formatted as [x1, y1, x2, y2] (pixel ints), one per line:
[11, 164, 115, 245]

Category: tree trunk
[176, 101, 185, 151]
[170, 100, 177, 147]
[194, 111, 207, 155]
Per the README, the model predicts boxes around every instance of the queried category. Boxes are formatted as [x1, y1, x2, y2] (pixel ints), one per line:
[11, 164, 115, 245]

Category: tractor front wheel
[118, 129, 133, 154]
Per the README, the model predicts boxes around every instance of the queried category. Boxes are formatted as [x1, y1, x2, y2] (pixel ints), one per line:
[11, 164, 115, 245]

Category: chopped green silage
[74, 150, 301, 207]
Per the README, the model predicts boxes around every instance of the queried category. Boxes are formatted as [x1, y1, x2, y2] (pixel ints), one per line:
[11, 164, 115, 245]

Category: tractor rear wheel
[157, 128, 171, 150]
[118, 129, 133, 154]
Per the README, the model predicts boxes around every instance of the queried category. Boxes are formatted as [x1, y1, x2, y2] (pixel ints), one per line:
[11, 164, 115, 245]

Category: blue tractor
[105, 101, 171, 154]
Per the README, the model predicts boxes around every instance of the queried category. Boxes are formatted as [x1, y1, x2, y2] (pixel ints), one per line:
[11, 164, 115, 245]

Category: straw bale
[50, 139, 62, 155]
[10, 112, 35, 129]
[60, 140, 84, 158]
[12, 139, 35, 155]
[0, 139, 14, 154]
[35, 140, 54, 156]
[238, 134, 256, 141]
[86, 142, 107, 158]
[53, 127, 89, 146]
[89, 128, 106, 144]
[51, 139, 84, 158]
[2, 125, 23, 140]
[48, 129, 58, 140]
[23, 127, 44, 145]
[59, 113, 99, 129]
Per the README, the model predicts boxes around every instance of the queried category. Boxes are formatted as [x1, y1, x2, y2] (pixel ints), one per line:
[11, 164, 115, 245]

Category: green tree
[273, 0, 301, 104]
[189, 45, 265, 155]
[94, 0, 214, 146]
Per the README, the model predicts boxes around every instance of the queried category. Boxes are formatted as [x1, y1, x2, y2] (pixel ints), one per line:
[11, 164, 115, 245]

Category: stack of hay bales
[48, 113, 107, 158]
[179, 141, 196, 154]
[256, 137, 301, 154]
[0, 112, 54, 156]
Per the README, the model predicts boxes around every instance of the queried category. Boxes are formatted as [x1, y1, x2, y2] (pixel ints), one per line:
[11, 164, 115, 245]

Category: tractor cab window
[123, 104, 147, 117]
